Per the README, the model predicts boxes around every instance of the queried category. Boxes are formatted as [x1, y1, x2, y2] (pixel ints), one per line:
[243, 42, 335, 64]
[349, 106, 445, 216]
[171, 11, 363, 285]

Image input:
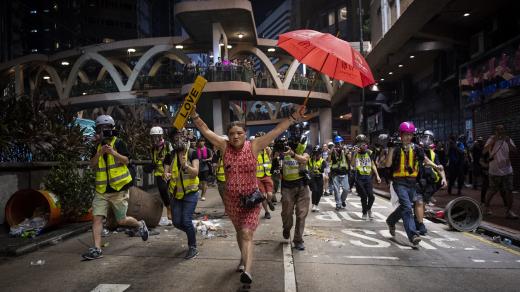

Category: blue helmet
[334, 135, 344, 143]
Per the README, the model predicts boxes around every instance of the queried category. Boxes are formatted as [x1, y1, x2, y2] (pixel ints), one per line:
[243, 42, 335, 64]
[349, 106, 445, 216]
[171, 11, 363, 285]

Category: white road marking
[342, 229, 391, 248]
[91, 284, 130, 292]
[344, 256, 399, 260]
[283, 243, 297, 292]
[464, 247, 479, 251]
[472, 259, 486, 263]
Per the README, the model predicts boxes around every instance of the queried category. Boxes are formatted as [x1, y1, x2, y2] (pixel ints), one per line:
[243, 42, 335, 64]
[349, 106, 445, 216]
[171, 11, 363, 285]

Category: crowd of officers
[83, 114, 451, 261]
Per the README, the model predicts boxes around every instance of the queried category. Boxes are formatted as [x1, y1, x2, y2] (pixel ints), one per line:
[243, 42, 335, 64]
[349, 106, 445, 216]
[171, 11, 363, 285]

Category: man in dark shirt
[82, 115, 149, 261]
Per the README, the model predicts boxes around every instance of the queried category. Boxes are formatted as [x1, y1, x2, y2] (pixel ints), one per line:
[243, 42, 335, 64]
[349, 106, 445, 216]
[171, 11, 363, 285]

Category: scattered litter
[112, 231, 118, 234]
[50, 239, 60, 245]
[102, 242, 110, 248]
[303, 231, 315, 237]
[503, 238, 512, 246]
[101, 228, 111, 237]
[254, 241, 269, 246]
[30, 259, 45, 266]
[9, 215, 47, 238]
[492, 236, 501, 243]
[325, 239, 346, 248]
[193, 219, 226, 239]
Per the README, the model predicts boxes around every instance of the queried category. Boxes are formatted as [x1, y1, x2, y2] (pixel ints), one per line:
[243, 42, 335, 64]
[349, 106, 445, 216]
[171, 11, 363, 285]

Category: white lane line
[472, 259, 486, 263]
[283, 243, 297, 292]
[91, 284, 130, 292]
[464, 247, 479, 251]
[344, 256, 399, 260]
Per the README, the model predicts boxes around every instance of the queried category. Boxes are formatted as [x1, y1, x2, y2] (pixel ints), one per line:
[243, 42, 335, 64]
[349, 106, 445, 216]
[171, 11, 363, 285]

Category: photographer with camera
[330, 136, 350, 211]
[254, 132, 276, 219]
[385, 122, 442, 245]
[164, 135, 201, 260]
[281, 134, 311, 251]
[414, 130, 447, 235]
[352, 134, 382, 220]
[82, 115, 149, 261]
[482, 124, 518, 219]
[308, 146, 326, 212]
[149, 126, 173, 220]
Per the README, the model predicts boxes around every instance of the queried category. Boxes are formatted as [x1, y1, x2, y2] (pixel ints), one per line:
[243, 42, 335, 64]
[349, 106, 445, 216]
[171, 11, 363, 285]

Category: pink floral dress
[224, 141, 261, 230]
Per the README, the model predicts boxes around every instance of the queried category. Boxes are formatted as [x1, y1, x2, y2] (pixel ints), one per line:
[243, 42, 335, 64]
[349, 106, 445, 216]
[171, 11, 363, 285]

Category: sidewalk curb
[373, 187, 520, 243]
[0, 222, 91, 256]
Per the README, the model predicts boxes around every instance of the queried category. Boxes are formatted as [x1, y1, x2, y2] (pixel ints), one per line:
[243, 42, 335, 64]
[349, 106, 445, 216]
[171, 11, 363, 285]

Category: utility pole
[358, 0, 366, 134]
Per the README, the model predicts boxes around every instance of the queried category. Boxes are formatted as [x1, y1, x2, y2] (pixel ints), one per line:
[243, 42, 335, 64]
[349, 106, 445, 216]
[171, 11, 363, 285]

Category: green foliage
[43, 155, 95, 220]
[0, 85, 89, 162]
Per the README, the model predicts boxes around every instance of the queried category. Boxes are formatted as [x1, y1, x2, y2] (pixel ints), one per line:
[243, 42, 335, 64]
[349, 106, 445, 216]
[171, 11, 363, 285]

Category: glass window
[338, 6, 347, 21]
[328, 11, 335, 26]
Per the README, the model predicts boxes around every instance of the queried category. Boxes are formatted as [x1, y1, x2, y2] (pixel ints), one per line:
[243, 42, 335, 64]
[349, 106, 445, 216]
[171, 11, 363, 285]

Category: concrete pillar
[309, 122, 319, 146]
[212, 22, 228, 63]
[15, 65, 24, 96]
[213, 98, 223, 135]
[319, 107, 332, 143]
[221, 96, 230, 133]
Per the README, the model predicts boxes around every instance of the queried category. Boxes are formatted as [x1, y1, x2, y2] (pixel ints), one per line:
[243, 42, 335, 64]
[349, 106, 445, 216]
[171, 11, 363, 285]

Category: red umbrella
[278, 29, 375, 105]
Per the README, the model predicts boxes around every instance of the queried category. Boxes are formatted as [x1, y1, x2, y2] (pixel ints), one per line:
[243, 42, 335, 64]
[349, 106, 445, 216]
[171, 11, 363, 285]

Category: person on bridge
[82, 115, 149, 261]
[352, 134, 382, 220]
[149, 126, 173, 220]
[385, 122, 442, 245]
[254, 132, 276, 219]
[330, 136, 351, 210]
[281, 134, 311, 251]
[190, 104, 306, 285]
[164, 135, 201, 260]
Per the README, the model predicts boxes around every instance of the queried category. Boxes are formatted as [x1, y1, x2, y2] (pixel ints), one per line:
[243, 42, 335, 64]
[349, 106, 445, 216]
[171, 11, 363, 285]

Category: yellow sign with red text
[172, 76, 207, 129]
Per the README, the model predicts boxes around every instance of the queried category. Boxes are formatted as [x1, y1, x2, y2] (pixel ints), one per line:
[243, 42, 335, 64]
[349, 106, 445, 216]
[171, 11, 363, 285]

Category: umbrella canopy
[277, 29, 375, 88]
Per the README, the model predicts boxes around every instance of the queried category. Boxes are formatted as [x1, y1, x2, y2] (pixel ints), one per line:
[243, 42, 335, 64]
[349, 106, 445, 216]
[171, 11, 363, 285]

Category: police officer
[82, 115, 149, 260]
[352, 134, 382, 220]
[330, 135, 350, 210]
[281, 135, 310, 251]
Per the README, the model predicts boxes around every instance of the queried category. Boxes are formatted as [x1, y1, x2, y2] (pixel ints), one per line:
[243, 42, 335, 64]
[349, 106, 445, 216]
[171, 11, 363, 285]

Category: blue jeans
[171, 191, 199, 248]
[386, 182, 418, 242]
[332, 175, 349, 208]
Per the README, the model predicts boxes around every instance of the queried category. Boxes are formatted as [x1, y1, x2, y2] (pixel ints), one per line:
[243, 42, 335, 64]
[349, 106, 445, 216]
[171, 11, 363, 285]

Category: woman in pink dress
[190, 105, 305, 284]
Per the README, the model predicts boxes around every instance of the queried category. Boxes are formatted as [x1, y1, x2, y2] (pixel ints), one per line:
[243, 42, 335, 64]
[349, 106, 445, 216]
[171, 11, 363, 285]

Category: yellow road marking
[464, 232, 520, 256]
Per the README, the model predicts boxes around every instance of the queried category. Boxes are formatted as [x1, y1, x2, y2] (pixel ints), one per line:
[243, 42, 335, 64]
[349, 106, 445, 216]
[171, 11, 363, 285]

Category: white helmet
[150, 126, 164, 135]
[95, 115, 115, 127]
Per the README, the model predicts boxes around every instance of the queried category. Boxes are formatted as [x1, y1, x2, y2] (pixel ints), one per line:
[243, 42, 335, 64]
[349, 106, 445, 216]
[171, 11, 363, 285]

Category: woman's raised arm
[252, 105, 306, 155]
[190, 110, 227, 152]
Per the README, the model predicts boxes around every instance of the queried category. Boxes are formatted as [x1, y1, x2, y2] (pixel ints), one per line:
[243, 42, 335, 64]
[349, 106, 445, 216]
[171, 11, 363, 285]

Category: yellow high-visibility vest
[307, 158, 324, 174]
[95, 137, 132, 194]
[426, 149, 440, 182]
[331, 151, 349, 170]
[283, 155, 303, 181]
[256, 149, 272, 178]
[393, 147, 419, 178]
[168, 151, 200, 199]
[151, 142, 170, 177]
[355, 151, 373, 175]
[216, 156, 226, 182]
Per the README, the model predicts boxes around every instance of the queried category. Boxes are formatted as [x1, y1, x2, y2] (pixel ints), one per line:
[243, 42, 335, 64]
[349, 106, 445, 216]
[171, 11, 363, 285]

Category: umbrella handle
[303, 77, 318, 107]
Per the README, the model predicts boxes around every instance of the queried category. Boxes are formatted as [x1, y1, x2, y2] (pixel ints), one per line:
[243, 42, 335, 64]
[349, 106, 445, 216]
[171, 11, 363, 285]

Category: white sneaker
[311, 205, 317, 212]
[368, 210, 374, 220]
[361, 213, 368, 220]
[315, 205, 320, 212]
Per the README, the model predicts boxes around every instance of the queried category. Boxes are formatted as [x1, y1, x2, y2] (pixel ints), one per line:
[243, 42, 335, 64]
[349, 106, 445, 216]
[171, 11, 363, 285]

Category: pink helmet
[399, 121, 416, 133]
